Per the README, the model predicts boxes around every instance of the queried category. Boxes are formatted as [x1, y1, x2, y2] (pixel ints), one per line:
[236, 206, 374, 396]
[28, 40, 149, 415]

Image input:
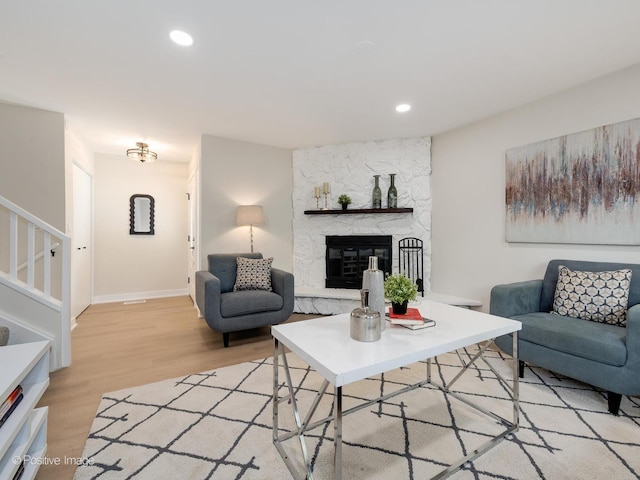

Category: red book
[0, 385, 23, 418]
[388, 307, 424, 324]
[0, 392, 23, 428]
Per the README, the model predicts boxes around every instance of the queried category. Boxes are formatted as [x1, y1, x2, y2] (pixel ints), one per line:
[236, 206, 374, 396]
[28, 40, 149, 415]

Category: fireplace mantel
[304, 207, 413, 215]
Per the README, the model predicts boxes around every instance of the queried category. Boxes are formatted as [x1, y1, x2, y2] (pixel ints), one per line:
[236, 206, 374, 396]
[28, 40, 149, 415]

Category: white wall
[0, 102, 66, 230]
[93, 153, 188, 302]
[64, 121, 95, 233]
[199, 135, 293, 272]
[431, 63, 640, 311]
[0, 102, 67, 300]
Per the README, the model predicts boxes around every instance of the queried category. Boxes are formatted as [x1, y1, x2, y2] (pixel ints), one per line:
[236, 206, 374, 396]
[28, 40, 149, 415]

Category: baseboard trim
[92, 289, 189, 305]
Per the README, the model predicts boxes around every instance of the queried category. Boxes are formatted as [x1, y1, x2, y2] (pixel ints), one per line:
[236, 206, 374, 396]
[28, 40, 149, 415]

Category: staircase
[0, 194, 71, 371]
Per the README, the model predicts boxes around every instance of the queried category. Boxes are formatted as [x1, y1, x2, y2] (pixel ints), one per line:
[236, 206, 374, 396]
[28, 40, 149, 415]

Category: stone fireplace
[292, 136, 432, 299]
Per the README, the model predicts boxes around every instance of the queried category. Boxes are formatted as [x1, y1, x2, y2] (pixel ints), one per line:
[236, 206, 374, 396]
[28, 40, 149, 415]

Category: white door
[187, 169, 198, 303]
[71, 164, 92, 319]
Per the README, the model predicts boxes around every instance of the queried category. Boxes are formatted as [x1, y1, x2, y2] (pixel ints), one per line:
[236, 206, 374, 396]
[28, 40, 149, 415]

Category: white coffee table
[271, 300, 521, 480]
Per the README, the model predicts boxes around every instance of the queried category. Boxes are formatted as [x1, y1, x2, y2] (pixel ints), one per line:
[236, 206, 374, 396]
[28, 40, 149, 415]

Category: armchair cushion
[221, 290, 283, 317]
[552, 265, 632, 326]
[234, 256, 273, 291]
[512, 312, 627, 366]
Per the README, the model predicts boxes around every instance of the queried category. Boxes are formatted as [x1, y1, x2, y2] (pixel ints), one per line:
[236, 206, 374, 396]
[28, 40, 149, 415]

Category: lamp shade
[236, 205, 264, 226]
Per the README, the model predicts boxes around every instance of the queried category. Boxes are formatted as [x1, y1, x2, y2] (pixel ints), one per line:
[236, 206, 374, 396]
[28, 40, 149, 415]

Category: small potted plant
[337, 194, 352, 210]
[384, 273, 418, 314]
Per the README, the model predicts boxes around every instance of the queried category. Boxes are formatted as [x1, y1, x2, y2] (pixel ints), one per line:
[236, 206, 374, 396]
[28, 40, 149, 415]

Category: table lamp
[236, 205, 265, 253]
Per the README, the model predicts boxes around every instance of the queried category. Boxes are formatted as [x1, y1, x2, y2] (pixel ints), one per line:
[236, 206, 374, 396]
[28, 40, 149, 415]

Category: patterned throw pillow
[552, 265, 632, 326]
[233, 257, 273, 291]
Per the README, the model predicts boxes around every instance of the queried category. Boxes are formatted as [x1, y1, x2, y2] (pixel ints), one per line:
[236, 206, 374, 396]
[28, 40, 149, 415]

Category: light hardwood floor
[35, 296, 318, 480]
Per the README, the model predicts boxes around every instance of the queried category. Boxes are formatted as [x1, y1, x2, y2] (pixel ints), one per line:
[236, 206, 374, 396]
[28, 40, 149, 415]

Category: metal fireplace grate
[398, 237, 424, 296]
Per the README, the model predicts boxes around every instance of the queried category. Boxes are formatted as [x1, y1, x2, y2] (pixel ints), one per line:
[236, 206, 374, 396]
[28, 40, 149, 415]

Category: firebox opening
[325, 235, 392, 289]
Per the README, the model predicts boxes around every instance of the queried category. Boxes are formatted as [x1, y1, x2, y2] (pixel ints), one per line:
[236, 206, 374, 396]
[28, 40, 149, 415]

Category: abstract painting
[505, 117, 640, 244]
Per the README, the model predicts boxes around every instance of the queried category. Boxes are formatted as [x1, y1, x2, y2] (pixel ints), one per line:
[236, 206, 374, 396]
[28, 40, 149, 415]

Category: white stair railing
[0, 194, 71, 369]
[17, 242, 60, 275]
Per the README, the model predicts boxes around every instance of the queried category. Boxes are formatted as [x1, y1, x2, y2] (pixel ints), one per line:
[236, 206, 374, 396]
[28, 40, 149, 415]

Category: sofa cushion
[512, 312, 627, 366]
[220, 290, 283, 317]
[552, 265, 631, 326]
[233, 257, 273, 291]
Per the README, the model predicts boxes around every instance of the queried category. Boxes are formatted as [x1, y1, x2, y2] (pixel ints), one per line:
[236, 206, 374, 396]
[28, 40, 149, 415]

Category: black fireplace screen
[325, 235, 392, 289]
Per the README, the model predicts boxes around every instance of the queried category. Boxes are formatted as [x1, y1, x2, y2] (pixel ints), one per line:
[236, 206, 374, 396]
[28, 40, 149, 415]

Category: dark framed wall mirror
[130, 194, 155, 235]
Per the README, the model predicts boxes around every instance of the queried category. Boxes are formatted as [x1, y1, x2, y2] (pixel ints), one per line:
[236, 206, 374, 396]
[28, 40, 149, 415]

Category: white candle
[314, 186, 321, 197]
[323, 182, 330, 194]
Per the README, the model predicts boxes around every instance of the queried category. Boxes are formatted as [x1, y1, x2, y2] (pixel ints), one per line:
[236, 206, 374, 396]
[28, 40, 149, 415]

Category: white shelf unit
[0, 341, 50, 480]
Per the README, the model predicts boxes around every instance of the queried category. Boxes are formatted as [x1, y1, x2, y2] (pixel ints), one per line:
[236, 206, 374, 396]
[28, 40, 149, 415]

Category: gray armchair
[195, 253, 294, 347]
[491, 259, 640, 414]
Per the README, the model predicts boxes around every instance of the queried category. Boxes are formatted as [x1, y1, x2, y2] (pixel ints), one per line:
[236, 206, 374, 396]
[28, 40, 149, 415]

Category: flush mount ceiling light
[127, 142, 157, 163]
[170, 30, 193, 46]
[395, 104, 412, 113]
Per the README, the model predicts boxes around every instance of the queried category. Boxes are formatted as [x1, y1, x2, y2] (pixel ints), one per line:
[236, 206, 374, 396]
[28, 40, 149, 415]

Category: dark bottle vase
[387, 173, 397, 209]
[372, 175, 382, 209]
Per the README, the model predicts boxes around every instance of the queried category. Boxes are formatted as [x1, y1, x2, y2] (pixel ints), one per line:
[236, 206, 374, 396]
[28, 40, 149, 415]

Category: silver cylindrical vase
[350, 290, 381, 342]
[362, 256, 386, 331]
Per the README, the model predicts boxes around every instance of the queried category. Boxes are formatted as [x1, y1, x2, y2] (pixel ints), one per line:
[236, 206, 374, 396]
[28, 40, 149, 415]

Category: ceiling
[2, 1, 640, 163]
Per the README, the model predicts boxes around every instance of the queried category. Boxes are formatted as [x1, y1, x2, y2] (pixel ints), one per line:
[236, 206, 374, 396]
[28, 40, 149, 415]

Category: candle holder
[322, 182, 330, 210]
[314, 188, 322, 209]
[323, 192, 330, 210]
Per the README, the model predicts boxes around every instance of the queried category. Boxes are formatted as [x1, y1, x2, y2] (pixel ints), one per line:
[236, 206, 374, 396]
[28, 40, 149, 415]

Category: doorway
[71, 163, 92, 320]
[187, 168, 198, 304]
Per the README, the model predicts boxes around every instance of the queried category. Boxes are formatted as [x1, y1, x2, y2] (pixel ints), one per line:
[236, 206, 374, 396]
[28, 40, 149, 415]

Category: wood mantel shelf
[304, 207, 413, 215]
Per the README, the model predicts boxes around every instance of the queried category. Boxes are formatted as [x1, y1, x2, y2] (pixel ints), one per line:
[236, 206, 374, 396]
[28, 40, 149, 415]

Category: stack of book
[386, 307, 436, 330]
[0, 384, 24, 429]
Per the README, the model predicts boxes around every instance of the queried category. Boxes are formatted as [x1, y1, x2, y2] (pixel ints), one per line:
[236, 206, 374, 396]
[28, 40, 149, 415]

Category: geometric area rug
[74, 347, 640, 480]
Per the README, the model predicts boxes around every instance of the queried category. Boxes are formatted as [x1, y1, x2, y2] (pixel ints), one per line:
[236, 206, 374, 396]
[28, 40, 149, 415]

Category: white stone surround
[294, 287, 481, 315]
[292, 137, 432, 312]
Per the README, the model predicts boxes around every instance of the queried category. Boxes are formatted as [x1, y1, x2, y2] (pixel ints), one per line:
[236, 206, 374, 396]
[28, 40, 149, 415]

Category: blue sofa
[491, 259, 640, 414]
[195, 253, 294, 347]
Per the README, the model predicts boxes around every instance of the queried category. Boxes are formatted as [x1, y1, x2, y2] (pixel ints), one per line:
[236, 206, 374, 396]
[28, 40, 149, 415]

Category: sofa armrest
[271, 268, 295, 314]
[626, 304, 640, 364]
[490, 279, 543, 318]
[195, 270, 222, 321]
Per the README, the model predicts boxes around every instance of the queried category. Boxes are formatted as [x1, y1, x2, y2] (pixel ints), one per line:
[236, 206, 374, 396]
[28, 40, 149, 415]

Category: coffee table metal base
[272, 334, 519, 480]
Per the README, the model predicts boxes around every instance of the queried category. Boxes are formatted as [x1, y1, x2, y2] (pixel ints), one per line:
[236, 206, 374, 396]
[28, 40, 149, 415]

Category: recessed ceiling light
[170, 30, 193, 46]
[395, 104, 411, 113]
[355, 40, 376, 55]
